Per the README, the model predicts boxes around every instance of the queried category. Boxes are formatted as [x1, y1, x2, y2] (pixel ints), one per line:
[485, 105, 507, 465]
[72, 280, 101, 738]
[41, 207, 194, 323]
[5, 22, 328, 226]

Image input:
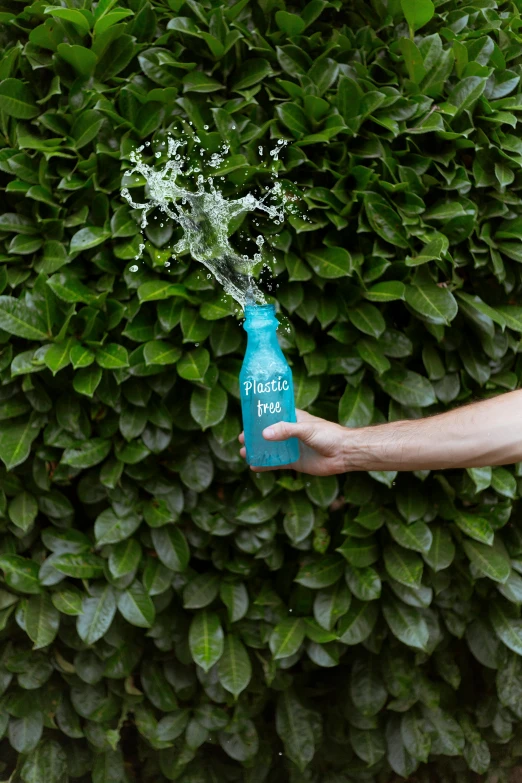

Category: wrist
[340, 420, 417, 473]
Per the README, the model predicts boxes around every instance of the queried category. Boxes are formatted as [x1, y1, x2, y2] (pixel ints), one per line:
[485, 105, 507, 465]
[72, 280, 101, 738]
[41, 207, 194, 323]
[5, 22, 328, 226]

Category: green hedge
[2, 0, 522, 780]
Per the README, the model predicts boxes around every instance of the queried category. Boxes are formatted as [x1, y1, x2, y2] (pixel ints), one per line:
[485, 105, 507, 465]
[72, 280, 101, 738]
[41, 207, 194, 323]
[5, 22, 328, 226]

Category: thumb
[262, 421, 312, 442]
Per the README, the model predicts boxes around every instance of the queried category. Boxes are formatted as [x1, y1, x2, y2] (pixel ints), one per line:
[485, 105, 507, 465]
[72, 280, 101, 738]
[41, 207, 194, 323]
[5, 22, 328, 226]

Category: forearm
[344, 389, 522, 472]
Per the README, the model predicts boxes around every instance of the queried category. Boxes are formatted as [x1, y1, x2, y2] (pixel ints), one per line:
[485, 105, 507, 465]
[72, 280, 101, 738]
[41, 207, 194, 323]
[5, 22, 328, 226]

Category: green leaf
[401, 709, 431, 762]
[71, 109, 104, 149]
[423, 525, 455, 571]
[96, 343, 129, 369]
[177, 347, 210, 382]
[293, 368, 320, 409]
[378, 368, 436, 407]
[190, 384, 228, 430]
[62, 438, 111, 469]
[0, 296, 49, 339]
[108, 538, 142, 579]
[423, 707, 465, 756]
[455, 512, 494, 545]
[283, 493, 314, 543]
[276, 690, 315, 772]
[405, 285, 458, 326]
[350, 657, 387, 716]
[382, 595, 429, 651]
[117, 580, 155, 628]
[151, 526, 190, 572]
[447, 75, 488, 116]
[269, 617, 305, 659]
[51, 588, 82, 616]
[73, 365, 102, 398]
[220, 581, 249, 623]
[137, 281, 190, 302]
[348, 302, 386, 338]
[364, 281, 406, 302]
[491, 467, 517, 499]
[0, 78, 39, 119]
[94, 8, 133, 34]
[77, 584, 117, 644]
[400, 0, 434, 32]
[143, 340, 182, 365]
[364, 195, 409, 248]
[295, 554, 344, 589]
[232, 58, 273, 90]
[337, 598, 378, 645]
[25, 593, 60, 649]
[489, 601, 522, 655]
[305, 247, 353, 278]
[384, 545, 424, 588]
[70, 227, 111, 253]
[275, 10, 305, 35]
[463, 537, 511, 583]
[0, 413, 42, 471]
[276, 103, 309, 137]
[182, 71, 223, 93]
[217, 634, 252, 697]
[53, 553, 105, 579]
[337, 536, 379, 567]
[314, 582, 352, 631]
[305, 475, 339, 508]
[350, 726, 386, 765]
[9, 491, 38, 532]
[44, 5, 90, 32]
[184, 572, 220, 609]
[345, 564, 381, 601]
[43, 339, 74, 375]
[20, 739, 67, 783]
[9, 714, 43, 754]
[94, 508, 141, 546]
[339, 384, 374, 427]
[400, 38, 427, 83]
[386, 518, 433, 554]
[189, 610, 224, 672]
[46, 273, 97, 304]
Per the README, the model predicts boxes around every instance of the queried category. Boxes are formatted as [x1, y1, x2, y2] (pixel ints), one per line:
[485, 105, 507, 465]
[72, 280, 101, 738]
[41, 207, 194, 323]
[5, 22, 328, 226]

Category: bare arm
[345, 389, 522, 472]
[238, 390, 522, 475]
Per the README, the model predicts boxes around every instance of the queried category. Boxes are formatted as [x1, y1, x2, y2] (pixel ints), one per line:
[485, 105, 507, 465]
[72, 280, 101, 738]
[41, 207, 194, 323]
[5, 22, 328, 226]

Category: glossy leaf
[189, 610, 224, 672]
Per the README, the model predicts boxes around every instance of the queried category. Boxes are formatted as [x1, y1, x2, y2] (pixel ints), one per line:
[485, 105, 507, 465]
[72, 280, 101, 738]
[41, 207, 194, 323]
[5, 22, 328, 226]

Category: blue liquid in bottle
[240, 303, 300, 468]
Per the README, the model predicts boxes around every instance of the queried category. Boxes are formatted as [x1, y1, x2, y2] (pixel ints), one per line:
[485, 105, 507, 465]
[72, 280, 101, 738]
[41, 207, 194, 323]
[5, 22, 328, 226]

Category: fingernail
[263, 427, 275, 439]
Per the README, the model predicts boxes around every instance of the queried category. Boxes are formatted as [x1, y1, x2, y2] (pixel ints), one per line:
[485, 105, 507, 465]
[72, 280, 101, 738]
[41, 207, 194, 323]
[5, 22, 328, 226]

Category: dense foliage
[2, 0, 522, 780]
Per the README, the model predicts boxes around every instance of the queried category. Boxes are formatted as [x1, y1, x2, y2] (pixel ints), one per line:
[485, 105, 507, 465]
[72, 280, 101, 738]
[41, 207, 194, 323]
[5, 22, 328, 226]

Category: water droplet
[195, 343, 199, 347]
[155, 151, 161, 158]
[203, 124, 209, 130]
[129, 264, 138, 272]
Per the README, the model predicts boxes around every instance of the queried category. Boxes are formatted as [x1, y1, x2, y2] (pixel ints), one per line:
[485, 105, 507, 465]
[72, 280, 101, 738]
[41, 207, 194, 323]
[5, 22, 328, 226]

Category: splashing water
[121, 134, 292, 308]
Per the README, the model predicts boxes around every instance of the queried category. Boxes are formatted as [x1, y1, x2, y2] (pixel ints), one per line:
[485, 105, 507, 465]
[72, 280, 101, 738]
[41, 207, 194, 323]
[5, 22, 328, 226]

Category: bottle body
[240, 305, 300, 468]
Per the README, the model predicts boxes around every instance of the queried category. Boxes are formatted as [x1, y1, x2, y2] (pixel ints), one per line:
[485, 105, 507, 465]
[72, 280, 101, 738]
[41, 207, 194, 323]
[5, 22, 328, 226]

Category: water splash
[121, 134, 292, 308]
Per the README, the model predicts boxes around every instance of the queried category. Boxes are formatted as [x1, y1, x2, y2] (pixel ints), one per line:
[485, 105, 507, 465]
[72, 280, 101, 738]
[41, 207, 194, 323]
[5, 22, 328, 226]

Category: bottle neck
[244, 324, 282, 356]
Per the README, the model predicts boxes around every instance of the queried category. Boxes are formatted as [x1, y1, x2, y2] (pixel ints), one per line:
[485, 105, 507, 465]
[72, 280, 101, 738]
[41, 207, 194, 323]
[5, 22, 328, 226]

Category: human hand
[238, 409, 348, 476]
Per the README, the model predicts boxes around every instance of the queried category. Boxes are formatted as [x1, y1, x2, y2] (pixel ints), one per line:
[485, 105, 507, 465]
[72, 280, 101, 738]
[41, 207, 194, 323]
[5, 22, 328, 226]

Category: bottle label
[242, 376, 290, 418]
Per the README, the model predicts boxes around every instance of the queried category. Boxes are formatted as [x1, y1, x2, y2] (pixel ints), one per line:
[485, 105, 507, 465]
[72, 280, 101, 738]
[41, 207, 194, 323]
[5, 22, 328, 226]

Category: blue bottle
[240, 303, 300, 467]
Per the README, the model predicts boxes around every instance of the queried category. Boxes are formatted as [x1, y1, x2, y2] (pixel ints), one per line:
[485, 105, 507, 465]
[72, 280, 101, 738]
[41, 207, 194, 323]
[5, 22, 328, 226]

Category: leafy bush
[2, 0, 522, 780]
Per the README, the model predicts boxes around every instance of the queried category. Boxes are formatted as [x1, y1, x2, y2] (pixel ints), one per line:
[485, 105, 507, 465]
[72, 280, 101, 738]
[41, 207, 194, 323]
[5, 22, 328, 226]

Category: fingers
[238, 432, 245, 444]
[239, 446, 246, 458]
[262, 420, 312, 442]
